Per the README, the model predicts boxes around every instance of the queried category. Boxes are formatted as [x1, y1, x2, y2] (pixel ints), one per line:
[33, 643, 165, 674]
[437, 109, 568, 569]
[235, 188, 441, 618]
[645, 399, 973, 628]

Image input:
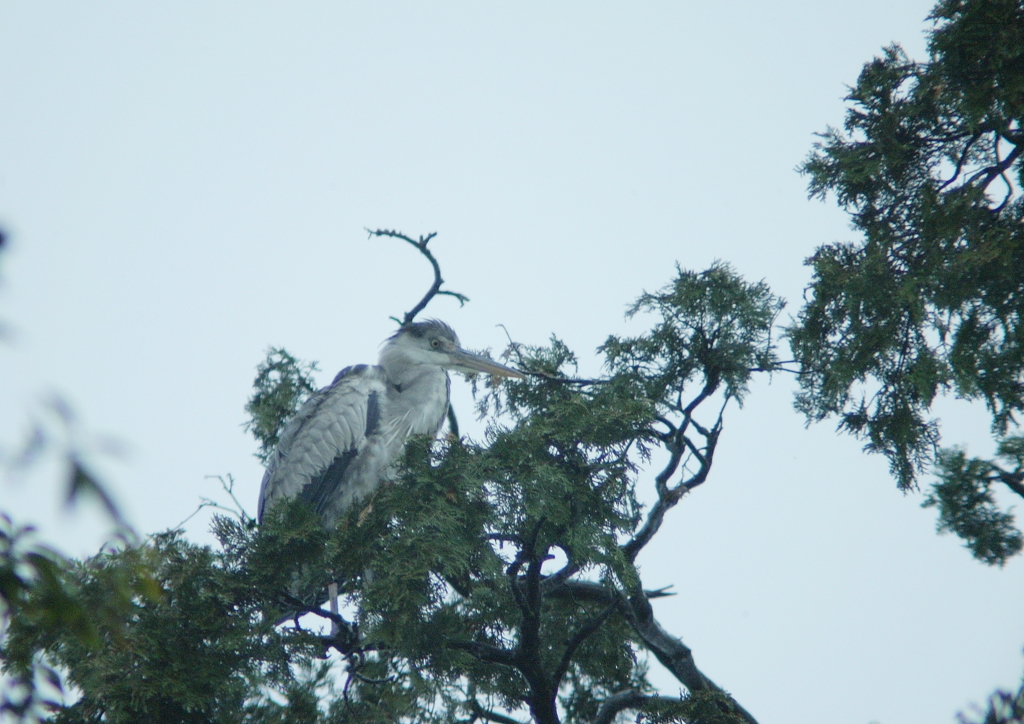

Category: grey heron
[257, 319, 524, 529]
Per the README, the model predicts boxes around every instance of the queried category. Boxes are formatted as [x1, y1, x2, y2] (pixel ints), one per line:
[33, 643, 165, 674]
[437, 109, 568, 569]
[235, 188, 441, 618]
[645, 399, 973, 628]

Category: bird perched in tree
[258, 320, 524, 528]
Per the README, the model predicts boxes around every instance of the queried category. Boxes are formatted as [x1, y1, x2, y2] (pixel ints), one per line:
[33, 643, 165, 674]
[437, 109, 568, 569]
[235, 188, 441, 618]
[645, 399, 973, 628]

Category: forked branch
[622, 387, 728, 562]
[366, 228, 469, 326]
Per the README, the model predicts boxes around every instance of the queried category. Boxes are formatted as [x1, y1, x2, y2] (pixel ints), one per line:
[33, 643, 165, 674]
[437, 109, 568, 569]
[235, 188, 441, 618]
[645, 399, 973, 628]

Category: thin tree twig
[205, 473, 254, 522]
[495, 323, 607, 385]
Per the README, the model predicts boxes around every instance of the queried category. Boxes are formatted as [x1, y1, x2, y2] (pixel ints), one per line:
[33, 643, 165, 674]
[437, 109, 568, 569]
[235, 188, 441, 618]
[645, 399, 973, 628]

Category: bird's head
[381, 319, 525, 378]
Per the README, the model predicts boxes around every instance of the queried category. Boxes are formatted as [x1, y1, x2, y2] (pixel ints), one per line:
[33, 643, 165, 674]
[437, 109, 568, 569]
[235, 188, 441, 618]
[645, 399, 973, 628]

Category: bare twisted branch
[366, 228, 469, 326]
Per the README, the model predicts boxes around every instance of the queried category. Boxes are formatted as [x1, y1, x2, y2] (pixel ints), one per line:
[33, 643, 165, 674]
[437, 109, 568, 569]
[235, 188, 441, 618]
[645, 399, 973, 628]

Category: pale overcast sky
[2, 3, 1022, 723]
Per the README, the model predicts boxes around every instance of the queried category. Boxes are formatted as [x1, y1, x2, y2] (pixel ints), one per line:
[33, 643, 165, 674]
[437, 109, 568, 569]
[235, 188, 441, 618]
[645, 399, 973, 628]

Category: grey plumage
[257, 320, 523, 529]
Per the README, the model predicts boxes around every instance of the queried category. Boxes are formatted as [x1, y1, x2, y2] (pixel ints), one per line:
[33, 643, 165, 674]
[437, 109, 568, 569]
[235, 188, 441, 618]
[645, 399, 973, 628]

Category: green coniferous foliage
[245, 349, 320, 465]
[5, 262, 778, 724]
[5, 522, 331, 724]
[790, 0, 1024, 563]
[924, 437, 1024, 564]
[245, 262, 779, 723]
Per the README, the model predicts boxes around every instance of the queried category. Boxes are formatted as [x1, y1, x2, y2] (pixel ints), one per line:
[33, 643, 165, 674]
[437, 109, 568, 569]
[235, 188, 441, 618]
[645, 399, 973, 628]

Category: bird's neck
[381, 362, 451, 437]
[380, 357, 449, 393]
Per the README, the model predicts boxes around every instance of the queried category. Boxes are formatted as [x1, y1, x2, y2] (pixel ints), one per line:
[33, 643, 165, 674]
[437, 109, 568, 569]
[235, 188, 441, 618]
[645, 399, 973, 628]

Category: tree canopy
[4, 1, 1024, 720]
[791, 0, 1024, 565]
[3, 236, 780, 723]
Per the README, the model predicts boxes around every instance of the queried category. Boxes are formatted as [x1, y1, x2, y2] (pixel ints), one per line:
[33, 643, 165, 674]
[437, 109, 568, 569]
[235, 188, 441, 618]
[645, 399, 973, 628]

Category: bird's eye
[431, 339, 441, 348]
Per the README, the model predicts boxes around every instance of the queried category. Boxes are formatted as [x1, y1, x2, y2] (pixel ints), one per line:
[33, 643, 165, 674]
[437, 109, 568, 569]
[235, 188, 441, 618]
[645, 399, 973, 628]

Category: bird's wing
[257, 364, 389, 522]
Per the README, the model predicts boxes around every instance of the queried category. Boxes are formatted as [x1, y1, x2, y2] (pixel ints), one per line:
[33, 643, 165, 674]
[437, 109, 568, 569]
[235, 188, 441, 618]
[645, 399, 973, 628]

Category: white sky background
[1, 2, 1022, 723]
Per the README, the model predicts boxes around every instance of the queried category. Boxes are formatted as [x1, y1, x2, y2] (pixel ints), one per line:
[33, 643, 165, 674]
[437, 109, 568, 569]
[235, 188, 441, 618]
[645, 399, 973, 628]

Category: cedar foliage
[791, 0, 1024, 565]
[3, 262, 778, 724]
[246, 349, 321, 465]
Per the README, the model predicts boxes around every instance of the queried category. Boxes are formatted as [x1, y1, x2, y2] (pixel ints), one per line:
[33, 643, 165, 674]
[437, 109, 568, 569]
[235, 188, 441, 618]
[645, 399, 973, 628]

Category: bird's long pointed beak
[447, 348, 526, 378]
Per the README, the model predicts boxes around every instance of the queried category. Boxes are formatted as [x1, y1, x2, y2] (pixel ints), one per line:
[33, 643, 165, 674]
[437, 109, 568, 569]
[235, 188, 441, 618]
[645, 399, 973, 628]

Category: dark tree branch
[487, 532, 525, 546]
[526, 371, 608, 385]
[653, 414, 678, 439]
[505, 521, 539, 618]
[938, 131, 983, 191]
[541, 577, 673, 602]
[994, 469, 1024, 500]
[551, 600, 617, 689]
[276, 598, 361, 655]
[967, 139, 1022, 194]
[748, 363, 801, 374]
[1001, 129, 1024, 146]
[991, 134, 1020, 213]
[593, 689, 647, 724]
[653, 434, 685, 496]
[489, 518, 561, 724]
[623, 381, 726, 561]
[546, 581, 759, 724]
[350, 668, 394, 686]
[681, 397, 725, 493]
[683, 375, 720, 418]
[593, 690, 687, 724]
[541, 544, 581, 590]
[622, 457, 688, 561]
[515, 519, 560, 724]
[366, 228, 469, 326]
[523, 521, 547, 626]
[504, 518, 549, 630]
[625, 591, 758, 724]
[450, 641, 519, 668]
[468, 701, 527, 724]
[682, 435, 708, 468]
